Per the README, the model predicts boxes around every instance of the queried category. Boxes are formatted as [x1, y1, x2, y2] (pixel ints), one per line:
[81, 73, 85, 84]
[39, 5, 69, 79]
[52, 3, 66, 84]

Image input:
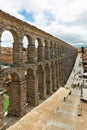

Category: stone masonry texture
[0, 10, 78, 129]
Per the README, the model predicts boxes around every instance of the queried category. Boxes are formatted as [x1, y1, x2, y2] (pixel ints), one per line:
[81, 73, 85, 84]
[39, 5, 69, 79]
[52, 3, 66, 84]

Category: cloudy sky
[0, 0, 87, 48]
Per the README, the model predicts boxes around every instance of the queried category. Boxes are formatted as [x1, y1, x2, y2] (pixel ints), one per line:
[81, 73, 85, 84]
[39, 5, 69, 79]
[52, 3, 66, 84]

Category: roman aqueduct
[0, 10, 77, 129]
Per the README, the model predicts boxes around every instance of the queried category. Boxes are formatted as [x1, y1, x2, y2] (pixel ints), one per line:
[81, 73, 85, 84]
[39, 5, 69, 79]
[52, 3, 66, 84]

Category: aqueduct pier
[0, 10, 77, 130]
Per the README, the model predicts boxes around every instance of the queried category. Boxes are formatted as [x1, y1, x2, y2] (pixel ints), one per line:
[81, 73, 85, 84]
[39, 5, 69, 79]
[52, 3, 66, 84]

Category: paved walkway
[65, 53, 83, 90]
[43, 93, 80, 130]
[43, 53, 87, 130]
[65, 53, 87, 100]
[7, 88, 71, 130]
[6, 53, 87, 130]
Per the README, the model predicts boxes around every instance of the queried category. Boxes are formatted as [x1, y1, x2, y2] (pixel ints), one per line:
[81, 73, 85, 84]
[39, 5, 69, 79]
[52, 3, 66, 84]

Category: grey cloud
[57, 33, 87, 47]
[64, 10, 87, 29]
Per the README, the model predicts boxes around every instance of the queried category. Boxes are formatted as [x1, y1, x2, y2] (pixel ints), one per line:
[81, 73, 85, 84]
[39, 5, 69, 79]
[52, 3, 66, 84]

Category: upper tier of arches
[0, 10, 77, 66]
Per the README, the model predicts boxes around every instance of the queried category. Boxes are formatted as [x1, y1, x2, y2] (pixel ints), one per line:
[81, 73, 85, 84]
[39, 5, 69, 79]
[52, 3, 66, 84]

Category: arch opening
[37, 65, 44, 99]
[51, 62, 55, 91]
[26, 68, 34, 105]
[22, 36, 28, 64]
[45, 63, 51, 95]
[55, 61, 59, 89]
[35, 39, 39, 61]
[1, 30, 14, 67]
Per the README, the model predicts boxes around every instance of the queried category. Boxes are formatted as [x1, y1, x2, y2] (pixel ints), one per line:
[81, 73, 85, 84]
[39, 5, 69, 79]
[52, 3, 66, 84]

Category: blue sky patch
[19, 10, 35, 22]
[44, 10, 55, 25]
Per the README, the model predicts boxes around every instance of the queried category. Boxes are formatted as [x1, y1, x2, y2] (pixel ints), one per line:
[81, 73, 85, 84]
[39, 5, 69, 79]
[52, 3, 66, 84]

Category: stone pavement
[74, 101, 87, 130]
[42, 90, 80, 130]
[6, 53, 87, 130]
[65, 53, 83, 89]
[6, 88, 71, 130]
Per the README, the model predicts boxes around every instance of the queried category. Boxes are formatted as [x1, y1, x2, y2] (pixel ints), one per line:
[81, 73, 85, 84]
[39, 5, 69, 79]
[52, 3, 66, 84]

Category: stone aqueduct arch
[0, 10, 77, 129]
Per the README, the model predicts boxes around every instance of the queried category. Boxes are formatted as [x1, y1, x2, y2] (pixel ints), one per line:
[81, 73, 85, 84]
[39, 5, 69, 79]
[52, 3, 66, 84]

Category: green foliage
[4, 94, 9, 112]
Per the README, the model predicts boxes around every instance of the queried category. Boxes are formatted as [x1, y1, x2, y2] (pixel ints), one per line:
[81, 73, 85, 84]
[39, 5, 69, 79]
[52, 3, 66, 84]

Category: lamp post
[81, 82, 83, 97]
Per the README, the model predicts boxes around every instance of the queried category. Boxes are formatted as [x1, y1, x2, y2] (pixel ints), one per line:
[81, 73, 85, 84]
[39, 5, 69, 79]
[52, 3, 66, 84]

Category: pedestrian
[71, 83, 73, 88]
[73, 84, 76, 88]
[77, 82, 80, 89]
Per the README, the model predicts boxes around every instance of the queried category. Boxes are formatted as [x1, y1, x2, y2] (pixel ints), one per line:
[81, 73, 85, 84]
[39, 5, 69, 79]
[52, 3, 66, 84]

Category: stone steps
[43, 92, 81, 130]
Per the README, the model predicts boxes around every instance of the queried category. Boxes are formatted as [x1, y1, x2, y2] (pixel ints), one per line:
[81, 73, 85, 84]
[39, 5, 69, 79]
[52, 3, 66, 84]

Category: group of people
[71, 68, 83, 89]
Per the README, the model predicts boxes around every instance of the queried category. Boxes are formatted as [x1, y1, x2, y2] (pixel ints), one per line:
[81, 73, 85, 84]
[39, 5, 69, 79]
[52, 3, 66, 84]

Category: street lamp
[81, 83, 83, 97]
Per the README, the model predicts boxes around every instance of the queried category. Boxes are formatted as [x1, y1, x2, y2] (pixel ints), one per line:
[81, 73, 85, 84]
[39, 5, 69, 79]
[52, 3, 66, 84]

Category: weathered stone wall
[8, 69, 27, 117]
[0, 10, 78, 127]
[0, 90, 4, 130]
